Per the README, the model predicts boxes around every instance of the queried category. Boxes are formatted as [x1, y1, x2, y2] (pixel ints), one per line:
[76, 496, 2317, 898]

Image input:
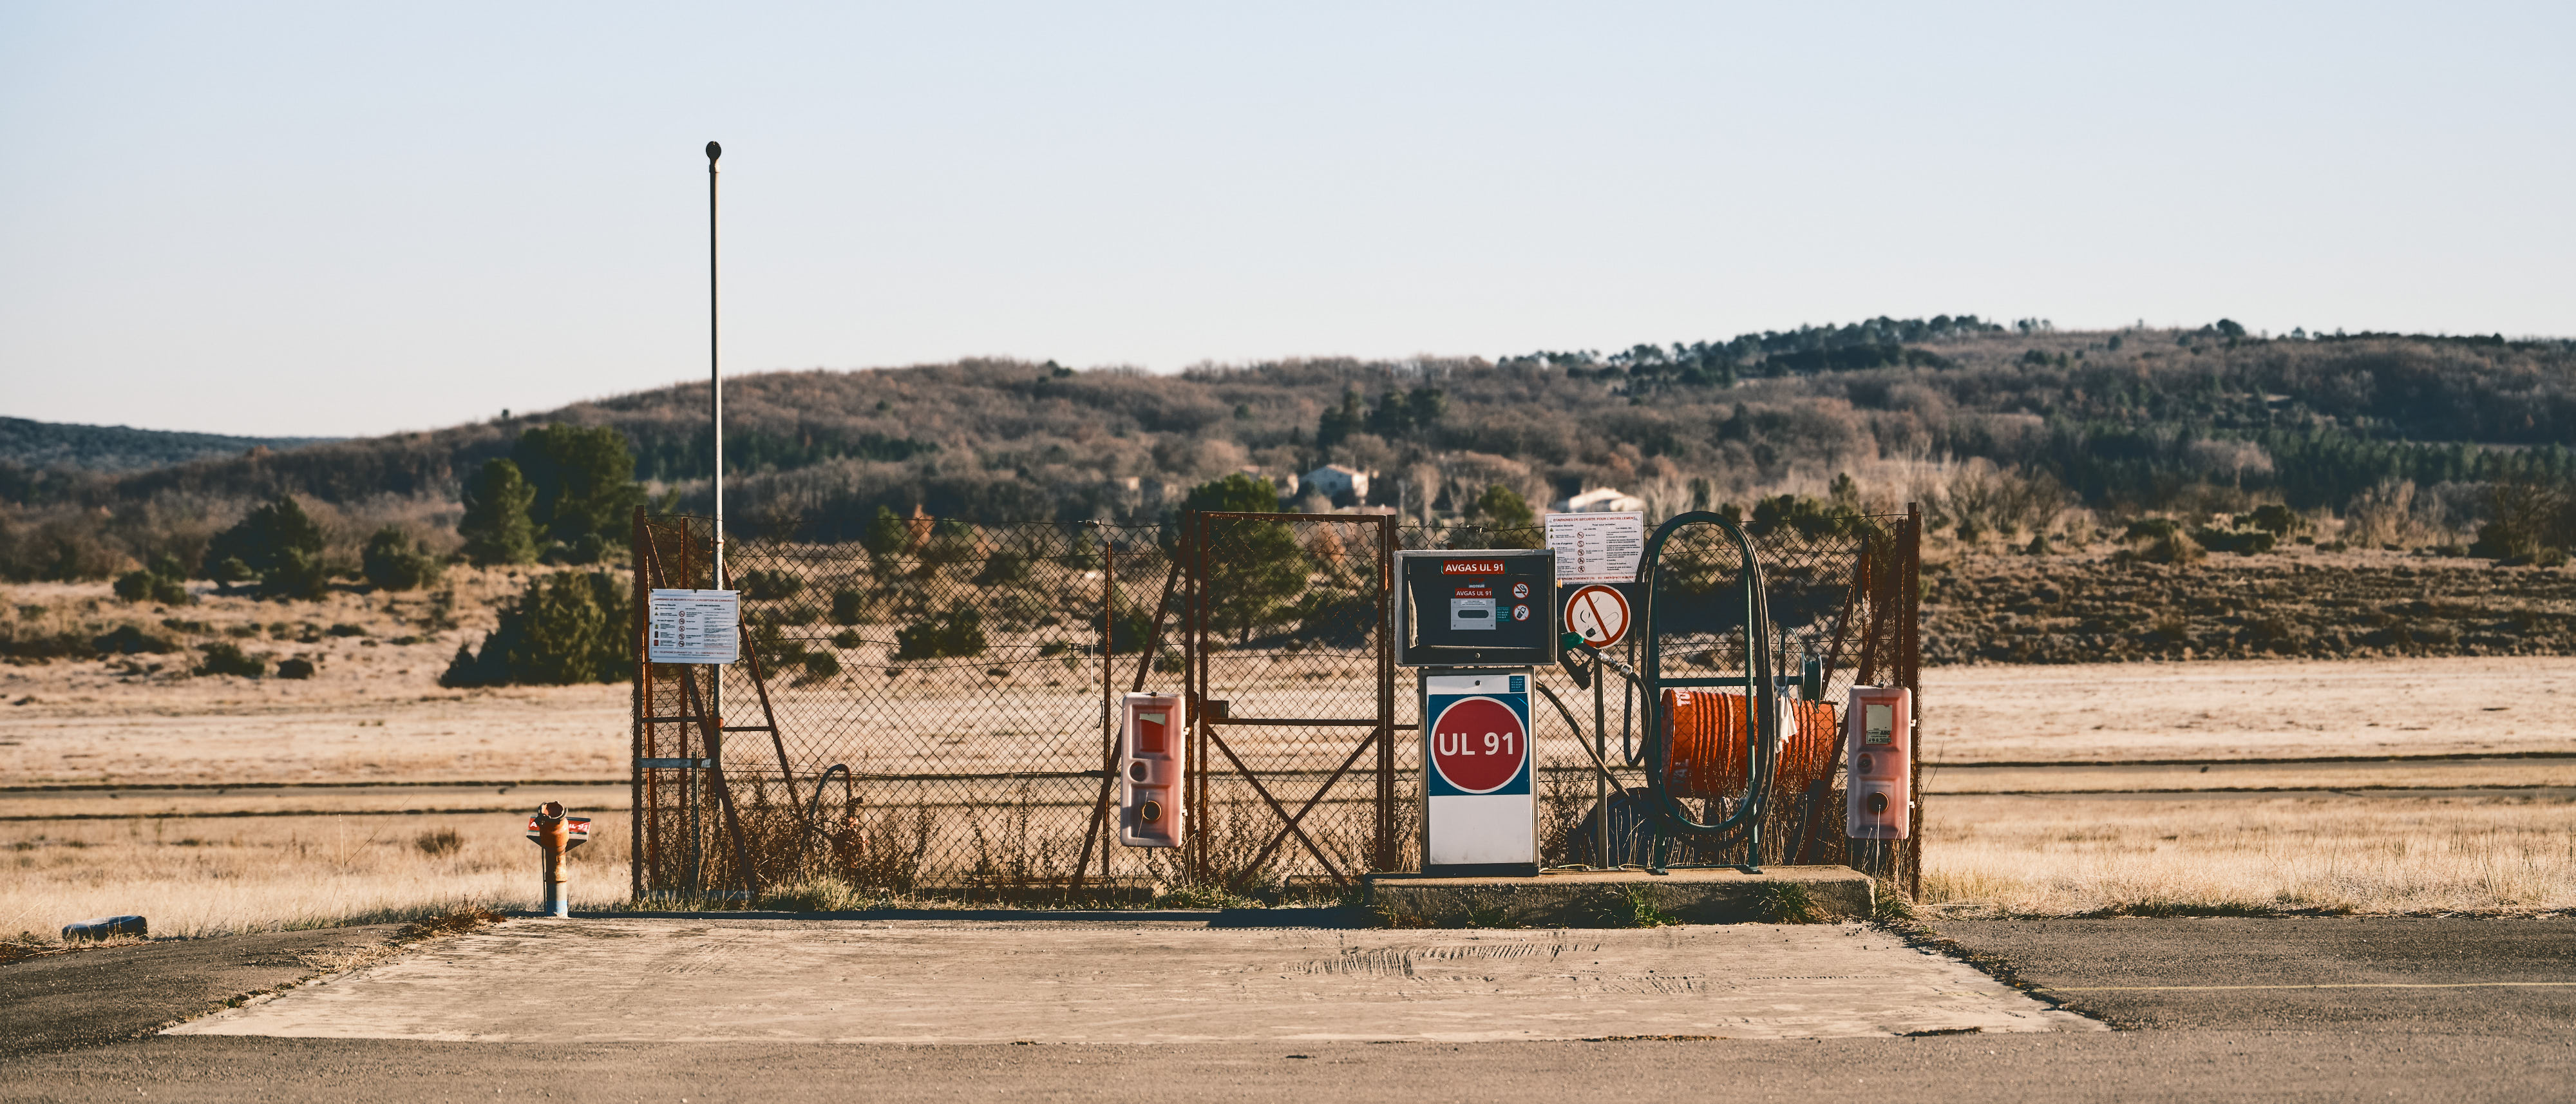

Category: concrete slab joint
[1365, 866, 1874, 928]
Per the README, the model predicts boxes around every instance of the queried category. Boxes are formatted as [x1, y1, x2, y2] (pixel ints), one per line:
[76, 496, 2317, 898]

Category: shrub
[800, 651, 841, 681]
[2140, 530, 2206, 565]
[440, 571, 632, 687]
[893, 607, 987, 660]
[738, 568, 804, 601]
[414, 828, 464, 857]
[2242, 504, 2306, 537]
[276, 657, 316, 679]
[459, 459, 540, 566]
[202, 496, 330, 600]
[113, 553, 193, 605]
[830, 629, 862, 649]
[829, 587, 866, 625]
[2189, 527, 2277, 555]
[91, 625, 177, 655]
[362, 526, 444, 591]
[195, 642, 266, 678]
[860, 506, 909, 559]
[971, 550, 1028, 587]
[2123, 518, 2181, 541]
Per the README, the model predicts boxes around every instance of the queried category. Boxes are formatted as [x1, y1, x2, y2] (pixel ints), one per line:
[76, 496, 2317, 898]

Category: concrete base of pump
[1365, 866, 1873, 928]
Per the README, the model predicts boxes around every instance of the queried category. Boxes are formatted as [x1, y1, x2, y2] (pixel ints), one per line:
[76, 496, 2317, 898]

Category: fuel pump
[1396, 549, 1558, 876]
[1118, 692, 1187, 848]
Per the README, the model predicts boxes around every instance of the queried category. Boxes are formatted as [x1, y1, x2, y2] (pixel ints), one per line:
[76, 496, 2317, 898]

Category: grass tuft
[1761, 882, 1828, 924]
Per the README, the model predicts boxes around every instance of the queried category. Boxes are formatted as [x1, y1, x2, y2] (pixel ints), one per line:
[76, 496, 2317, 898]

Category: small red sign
[1441, 560, 1505, 575]
[1429, 696, 1528, 794]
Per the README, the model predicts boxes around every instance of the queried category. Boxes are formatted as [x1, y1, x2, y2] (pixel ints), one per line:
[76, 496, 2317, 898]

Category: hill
[0, 417, 332, 475]
[6, 317, 2575, 579]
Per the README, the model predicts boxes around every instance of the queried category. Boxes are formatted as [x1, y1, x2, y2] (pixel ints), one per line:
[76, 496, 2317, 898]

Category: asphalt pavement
[3, 915, 2571, 1103]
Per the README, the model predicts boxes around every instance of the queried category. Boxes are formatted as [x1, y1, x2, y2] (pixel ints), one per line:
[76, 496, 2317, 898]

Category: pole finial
[706, 140, 722, 162]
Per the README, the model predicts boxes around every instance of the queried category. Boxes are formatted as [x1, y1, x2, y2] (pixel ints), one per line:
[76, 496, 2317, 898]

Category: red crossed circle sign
[1430, 696, 1527, 794]
[1562, 584, 1631, 647]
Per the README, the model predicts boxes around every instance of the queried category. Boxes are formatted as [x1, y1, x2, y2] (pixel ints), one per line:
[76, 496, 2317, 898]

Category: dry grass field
[4, 808, 632, 941]
[8, 569, 2575, 939]
[1922, 792, 2576, 917]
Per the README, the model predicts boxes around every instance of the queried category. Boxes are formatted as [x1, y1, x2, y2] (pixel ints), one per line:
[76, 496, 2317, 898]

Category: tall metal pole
[705, 139, 725, 891]
[706, 140, 724, 589]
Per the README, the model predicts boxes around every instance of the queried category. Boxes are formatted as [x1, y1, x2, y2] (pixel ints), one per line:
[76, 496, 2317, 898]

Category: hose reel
[1635, 511, 1781, 868]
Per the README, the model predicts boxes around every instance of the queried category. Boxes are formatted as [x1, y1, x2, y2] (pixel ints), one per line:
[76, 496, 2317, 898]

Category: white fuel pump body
[1844, 685, 1912, 840]
[1119, 692, 1187, 847]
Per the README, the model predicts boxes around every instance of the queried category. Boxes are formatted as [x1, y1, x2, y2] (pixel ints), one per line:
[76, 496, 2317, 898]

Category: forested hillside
[0, 417, 332, 477]
[7, 317, 2576, 581]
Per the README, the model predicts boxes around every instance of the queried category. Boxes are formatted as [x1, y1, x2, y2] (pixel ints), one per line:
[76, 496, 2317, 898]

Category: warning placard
[1562, 584, 1632, 648]
[647, 589, 740, 664]
[1545, 512, 1643, 584]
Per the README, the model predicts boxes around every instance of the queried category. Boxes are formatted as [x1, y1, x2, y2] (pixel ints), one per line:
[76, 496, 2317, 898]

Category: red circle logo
[1430, 696, 1527, 794]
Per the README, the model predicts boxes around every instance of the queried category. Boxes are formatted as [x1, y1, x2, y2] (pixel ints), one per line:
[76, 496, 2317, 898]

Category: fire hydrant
[525, 801, 590, 918]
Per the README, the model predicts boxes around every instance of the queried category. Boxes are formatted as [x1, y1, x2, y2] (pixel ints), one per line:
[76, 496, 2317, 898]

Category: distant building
[1552, 487, 1644, 513]
[1303, 464, 1370, 504]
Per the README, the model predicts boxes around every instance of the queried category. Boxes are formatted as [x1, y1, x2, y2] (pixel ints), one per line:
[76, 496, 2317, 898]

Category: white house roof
[1554, 487, 1644, 513]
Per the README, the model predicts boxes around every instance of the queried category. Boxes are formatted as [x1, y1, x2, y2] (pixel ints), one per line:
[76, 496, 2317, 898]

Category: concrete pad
[167, 918, 2099, 1043]
[1367, 866, 1874, 928]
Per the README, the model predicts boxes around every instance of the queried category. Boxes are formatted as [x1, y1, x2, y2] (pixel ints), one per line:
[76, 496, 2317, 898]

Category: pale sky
[4, 3, 2569, 437]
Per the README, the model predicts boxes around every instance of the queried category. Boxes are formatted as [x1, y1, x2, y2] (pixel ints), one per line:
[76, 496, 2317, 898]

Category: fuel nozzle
[1558, 631, 1640, 687]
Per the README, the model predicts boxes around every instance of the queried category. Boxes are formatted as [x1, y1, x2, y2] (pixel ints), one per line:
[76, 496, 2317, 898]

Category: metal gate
[1184, 512, 1396, 890]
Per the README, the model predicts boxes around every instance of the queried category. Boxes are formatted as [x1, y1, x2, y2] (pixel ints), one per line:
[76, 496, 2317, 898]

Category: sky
[3, 3, 2570, 437]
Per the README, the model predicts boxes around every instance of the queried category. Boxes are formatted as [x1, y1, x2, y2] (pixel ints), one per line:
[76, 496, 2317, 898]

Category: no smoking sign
[1562, 584, 1632, 648]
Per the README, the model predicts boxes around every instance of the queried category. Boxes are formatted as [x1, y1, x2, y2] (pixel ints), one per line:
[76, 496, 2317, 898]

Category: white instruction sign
[647, 589, 739, 664]
[1544, 511, 1644, 584]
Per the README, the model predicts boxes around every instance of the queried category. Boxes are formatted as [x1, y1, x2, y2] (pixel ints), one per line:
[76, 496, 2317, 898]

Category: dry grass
[1923, 792, 2576, 916]
[1, 810, 630, 941]
[1922, 656, 2576, 763]
[1927, 759, 2576, 794]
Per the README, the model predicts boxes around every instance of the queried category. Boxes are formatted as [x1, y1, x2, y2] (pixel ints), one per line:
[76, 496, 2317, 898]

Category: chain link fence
[632, 506, 1920, 902]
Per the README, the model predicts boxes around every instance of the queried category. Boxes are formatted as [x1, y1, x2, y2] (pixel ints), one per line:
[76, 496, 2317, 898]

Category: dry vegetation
[1924, 792, 2576, 917]
[2, 810, 631, 941]
[1, 570, 629, 786]
[1924, 547, 2576, 665]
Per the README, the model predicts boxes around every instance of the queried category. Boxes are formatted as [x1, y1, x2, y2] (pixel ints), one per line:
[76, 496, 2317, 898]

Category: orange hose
[1663, 691, 1841, 799]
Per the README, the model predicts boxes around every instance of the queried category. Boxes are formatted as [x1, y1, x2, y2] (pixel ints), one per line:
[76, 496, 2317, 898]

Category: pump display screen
[1397, 551, 1557, 666]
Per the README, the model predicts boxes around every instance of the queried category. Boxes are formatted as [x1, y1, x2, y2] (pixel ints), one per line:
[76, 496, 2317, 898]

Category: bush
[2242, 504, 2306, 537]
[830, 587, 866, 625]
[276, 657, 316, 679]
[440, 571, 632, 687]
[893, 607, 987, 660]
[92, 625, 178, 655]
[196, 642, 266, 678]
[459, 459, 540, 566]
[2122, 518, 2181, 541]
[361, 526, 444, 591]
[2140, 530, 2206, 565]
[2190, 527, 2277, 555]
[738, 569, 804, 601]
[113, 553, 193, 605]
[202, 497, 330, 600]
[800, 651, 841, 681]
